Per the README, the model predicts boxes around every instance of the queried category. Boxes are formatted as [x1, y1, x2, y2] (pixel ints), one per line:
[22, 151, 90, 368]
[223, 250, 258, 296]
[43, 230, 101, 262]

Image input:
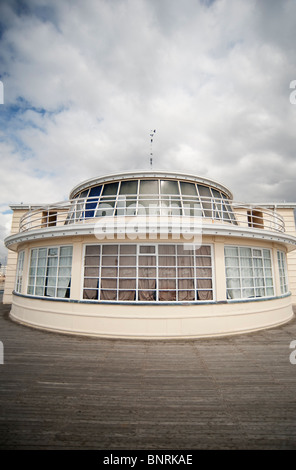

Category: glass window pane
[46, 277, 56, 287]
[227, 289, 241, 299]
[196, 246, 211, 256]
[139, 256, 156, 266]
[89, 185, 102, 197]
[59, 256, 72, 267]
[119, 267, 136, 277]
[84, 278, 98, 289]
[180, 182, 197, 196]
[139, 180, 158, 194]
[60, 246, 72, 257]
[119, 180, 138, 195]
[138, 267, 156, 277]
[101, 267, 117, 277]
[120, 245, 136, 254]
[85, 245, 101, 256]
[140, 246, 155, 254]
[35, 287, 44, 296]
[119, 256, 136, 266]
[48, 257, 58, 267]
[178, 267, 194, 278]
[47, 267, 57, 277]
[160, 180, 179, 195]
[36, 277, 45, 286]
[242, 288, 255, 298]
[102, 182, 118, 196]
[196, 256, 212, 267]
[58, 267, 71, 277]
[158, 267, 176, 277]
[102, 256, 118, 266]
[84, 256, 100, 266]
[38, 248, 47, 258]
[84, 267, 100, 277]
[178, 279, 195, 290]
[225, 247, 238, 257]
[198, 185, 211, 197]
[239, 247, 252, 257]
[159, 245, 176, 255]
[102, 245, 118, 255]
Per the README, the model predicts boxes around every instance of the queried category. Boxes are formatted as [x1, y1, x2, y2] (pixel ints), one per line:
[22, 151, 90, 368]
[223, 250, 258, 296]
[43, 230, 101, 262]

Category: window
[15, 250, 25, 293]
[277, 251, 289, 294]
[83, 244, 214, 302]
[42, 211, 57, 227]
[65, 178, 236, 225]
[27, 246, 73, 298]
[225, 246, 274, 300]
[247, 210, 264, 229]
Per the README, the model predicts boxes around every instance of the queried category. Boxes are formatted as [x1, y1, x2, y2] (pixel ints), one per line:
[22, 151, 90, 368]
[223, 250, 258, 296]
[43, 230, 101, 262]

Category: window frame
[82, 243, 215, 303]
[15, 250, 25, 294]
[68, 178, 234, 223]
[224, 245, 275, 300]
[27, 245, 73, 299]
[277, 250, 289, 295]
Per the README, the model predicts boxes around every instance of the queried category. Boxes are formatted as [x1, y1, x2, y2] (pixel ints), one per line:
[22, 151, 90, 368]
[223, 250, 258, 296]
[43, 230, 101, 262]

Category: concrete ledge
[10, 293, 294, 339]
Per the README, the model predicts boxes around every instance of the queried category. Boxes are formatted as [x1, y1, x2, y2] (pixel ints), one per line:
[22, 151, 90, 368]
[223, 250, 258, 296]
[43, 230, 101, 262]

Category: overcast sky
[0, 0, 296, 263]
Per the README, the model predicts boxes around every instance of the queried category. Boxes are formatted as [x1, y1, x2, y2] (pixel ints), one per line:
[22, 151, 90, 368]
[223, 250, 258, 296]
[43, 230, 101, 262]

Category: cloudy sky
[0, 0, 296, 263]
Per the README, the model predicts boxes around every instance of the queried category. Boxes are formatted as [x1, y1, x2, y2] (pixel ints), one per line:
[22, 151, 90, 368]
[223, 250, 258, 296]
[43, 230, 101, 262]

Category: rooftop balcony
[18, 195, 286, 234]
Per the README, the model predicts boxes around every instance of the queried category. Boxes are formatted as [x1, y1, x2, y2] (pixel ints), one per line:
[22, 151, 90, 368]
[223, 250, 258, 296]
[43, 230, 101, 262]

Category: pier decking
[1, 302, 296, 450]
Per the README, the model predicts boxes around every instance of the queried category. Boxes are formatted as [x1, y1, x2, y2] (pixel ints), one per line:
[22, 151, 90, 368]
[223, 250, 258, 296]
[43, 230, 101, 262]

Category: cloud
[0, 0, 296, 262]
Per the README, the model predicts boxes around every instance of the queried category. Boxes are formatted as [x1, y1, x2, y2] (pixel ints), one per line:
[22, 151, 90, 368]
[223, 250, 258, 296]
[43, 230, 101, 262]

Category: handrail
[19, 195, 285, 233]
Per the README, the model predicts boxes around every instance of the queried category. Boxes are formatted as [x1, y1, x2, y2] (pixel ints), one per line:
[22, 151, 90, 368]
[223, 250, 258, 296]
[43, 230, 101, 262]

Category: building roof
[69, 170, 234, 200]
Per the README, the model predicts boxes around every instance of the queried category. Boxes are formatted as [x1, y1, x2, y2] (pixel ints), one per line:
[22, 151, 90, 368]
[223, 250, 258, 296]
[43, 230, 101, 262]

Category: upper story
[4, 171, 296, 252]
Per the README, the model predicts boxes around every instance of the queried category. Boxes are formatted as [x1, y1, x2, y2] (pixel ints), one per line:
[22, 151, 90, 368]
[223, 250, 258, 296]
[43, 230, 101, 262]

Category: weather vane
[149, 129, 156, 168]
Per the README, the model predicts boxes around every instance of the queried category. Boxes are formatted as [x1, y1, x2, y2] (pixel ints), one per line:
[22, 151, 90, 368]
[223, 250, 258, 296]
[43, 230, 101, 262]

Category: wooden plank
[0, 303, 296, 449]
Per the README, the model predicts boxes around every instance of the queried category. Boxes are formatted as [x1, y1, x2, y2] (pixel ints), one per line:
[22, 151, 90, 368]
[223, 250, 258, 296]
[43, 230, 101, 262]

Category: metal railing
[19, 195, 285, 233]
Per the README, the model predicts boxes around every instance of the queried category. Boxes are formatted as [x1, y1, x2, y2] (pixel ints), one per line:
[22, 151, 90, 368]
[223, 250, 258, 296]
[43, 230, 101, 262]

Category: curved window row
[18, 243, 289, 302]
[66, 179, 236, 223]
[83, 244, 213, 302]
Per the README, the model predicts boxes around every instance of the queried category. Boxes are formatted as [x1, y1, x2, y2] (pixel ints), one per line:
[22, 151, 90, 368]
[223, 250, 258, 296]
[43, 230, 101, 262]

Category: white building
[3, 171, 296, 338]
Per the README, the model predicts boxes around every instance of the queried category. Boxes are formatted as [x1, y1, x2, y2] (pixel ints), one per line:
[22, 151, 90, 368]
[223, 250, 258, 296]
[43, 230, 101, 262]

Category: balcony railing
[19, 195, 285, 233]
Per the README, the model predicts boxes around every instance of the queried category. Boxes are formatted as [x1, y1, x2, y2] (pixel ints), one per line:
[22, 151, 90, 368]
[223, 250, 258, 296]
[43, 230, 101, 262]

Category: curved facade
[5, 171, 296, 339]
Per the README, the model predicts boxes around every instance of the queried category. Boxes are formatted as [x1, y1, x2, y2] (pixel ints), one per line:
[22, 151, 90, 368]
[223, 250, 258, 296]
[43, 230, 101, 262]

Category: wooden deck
[1, 302, 296, 450]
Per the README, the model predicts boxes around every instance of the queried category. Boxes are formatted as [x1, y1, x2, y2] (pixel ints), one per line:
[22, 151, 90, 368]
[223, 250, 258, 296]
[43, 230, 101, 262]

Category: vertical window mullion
[116, 246, 119, 301]
[98, 245, 102, 301]
[136, 244, 139, 301]
[56, 248, 60, 297]
[195, 184, 205, 218]
[194, 246, 198, 301]
[156, 244, 159, 301]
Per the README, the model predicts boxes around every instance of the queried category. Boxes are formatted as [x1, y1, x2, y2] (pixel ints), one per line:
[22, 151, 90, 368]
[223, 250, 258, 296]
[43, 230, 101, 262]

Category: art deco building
[3, 171, 296, 338]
